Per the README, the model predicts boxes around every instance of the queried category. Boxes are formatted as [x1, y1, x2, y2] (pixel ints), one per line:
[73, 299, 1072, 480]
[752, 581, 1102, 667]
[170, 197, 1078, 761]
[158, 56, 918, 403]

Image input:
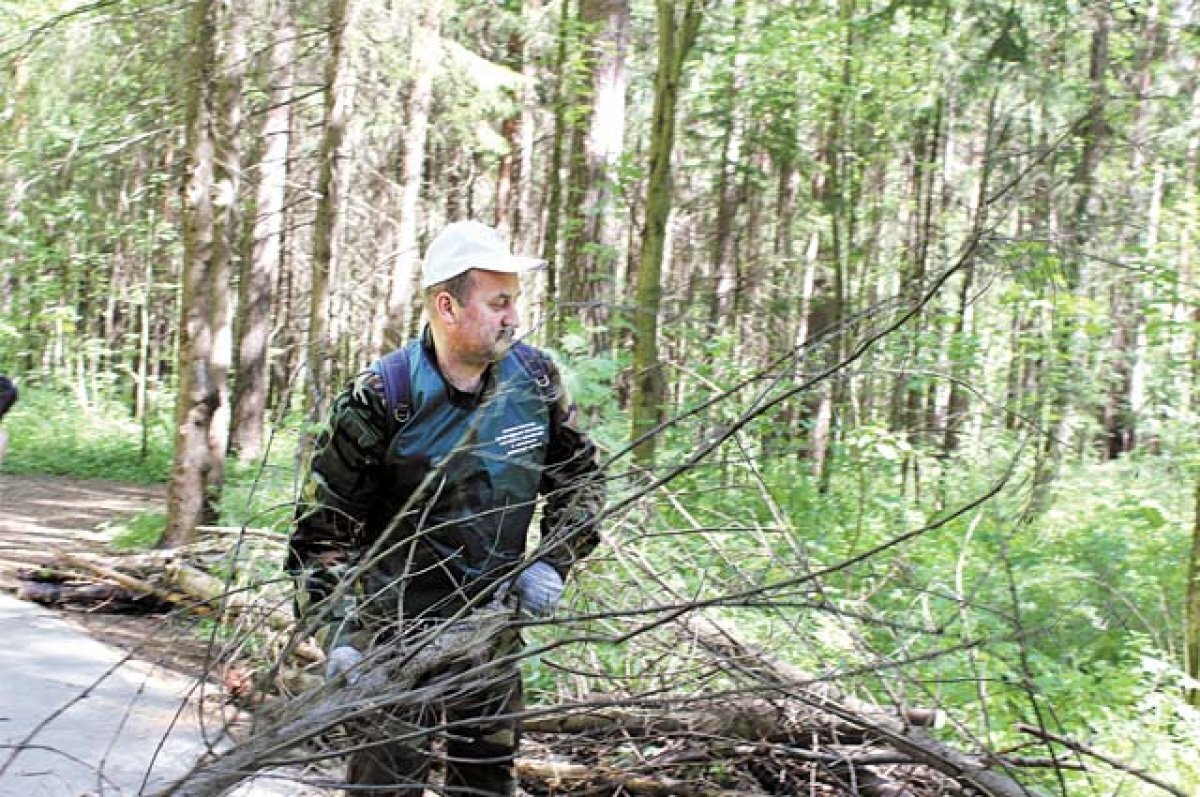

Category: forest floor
[0, 472, 212, 680]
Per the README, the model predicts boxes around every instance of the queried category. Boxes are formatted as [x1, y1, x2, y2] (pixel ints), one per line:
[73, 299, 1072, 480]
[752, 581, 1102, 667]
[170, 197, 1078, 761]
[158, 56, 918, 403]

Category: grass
[0, 385, 173, 483]
[105, 509, 168, 550]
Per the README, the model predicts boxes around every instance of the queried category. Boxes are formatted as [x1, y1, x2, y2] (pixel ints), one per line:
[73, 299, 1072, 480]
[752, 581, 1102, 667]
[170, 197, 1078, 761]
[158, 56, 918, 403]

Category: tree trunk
[709, 3, 747, 330]
[560, 0, 629, 352]
[205, 0, 246, 495]
[308, 0, 355, 420]
[541, 0, 573, 340]
[384, 0, 443, 349]
[231, 0, 295, 462]
[631, 0, 702, 467]
[1102, 1, 1164, 460]
[494, 17, 524, 240]
[1039, 3, 1108, 478]
[163, 0, 218, 548]
[1188, 477, 1200, 707]
[943, 87, 998, 455]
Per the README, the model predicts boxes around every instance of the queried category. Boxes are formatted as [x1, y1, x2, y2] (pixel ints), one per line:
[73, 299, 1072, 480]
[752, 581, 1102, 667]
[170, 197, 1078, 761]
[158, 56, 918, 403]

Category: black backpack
[0, 376, 17, 419]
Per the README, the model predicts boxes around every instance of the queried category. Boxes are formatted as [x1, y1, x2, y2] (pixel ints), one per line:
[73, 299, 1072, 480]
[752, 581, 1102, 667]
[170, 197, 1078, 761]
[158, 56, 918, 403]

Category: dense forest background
[2, 0, 1200, 793]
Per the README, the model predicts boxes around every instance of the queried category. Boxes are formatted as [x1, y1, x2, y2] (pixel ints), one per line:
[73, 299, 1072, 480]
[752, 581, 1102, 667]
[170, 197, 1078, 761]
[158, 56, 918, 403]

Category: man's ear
[433, 292, 458, 324]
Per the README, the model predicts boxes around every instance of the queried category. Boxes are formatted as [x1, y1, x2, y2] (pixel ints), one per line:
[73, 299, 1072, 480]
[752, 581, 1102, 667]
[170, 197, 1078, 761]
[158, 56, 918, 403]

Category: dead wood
[516, 757, 761, 796]
[152, 605, 513, 797]
[676, 613, 1035, 797]
[51, 546, 182, 604]
[16, 578, 167, 612]
[164, 562, 293, 631]
[524, 696, 882, 743]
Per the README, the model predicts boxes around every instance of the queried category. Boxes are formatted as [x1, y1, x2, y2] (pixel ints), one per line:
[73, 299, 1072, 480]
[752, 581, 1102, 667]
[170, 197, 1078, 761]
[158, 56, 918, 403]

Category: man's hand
[325, 645, 363, 682]
[508, 561, 564, 617]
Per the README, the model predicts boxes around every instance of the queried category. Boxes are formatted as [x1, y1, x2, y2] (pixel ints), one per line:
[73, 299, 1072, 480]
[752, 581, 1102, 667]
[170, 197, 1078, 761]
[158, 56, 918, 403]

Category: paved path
[0, 592, 218, 796]
[0, 474, 326, 796]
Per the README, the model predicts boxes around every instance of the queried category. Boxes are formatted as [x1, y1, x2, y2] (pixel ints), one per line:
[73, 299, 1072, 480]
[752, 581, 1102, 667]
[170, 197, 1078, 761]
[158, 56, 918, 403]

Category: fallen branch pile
[13, 543, 1063, 797]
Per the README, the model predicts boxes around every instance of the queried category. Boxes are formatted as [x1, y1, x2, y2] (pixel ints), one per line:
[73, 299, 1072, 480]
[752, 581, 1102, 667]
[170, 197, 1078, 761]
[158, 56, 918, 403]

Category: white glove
[325, 645, 363, 683]
[509, 561, 565, 618]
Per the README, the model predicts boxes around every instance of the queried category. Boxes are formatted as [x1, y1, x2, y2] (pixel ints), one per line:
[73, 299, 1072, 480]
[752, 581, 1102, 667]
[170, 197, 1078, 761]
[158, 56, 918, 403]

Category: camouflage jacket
[288, 331, 605, 625]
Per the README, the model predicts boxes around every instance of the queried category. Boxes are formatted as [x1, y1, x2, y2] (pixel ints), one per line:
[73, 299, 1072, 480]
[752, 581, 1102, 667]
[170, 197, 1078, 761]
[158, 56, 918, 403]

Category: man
[288, 220, 604, 796]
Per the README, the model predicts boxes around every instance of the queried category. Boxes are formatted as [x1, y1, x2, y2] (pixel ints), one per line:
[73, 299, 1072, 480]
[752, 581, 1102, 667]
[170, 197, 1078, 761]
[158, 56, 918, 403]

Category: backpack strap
[372, 342, 553, 428]
[511, 342, 554, 405]
[370, 347, 413, 427]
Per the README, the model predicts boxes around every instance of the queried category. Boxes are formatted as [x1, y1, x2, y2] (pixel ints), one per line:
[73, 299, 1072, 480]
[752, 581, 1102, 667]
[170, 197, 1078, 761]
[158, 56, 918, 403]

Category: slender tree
[163, 0, 218, 547]
[308, 0, 355, 419]
[384, 0, 443, 348]
[631, 0, 704, 466]
[231, 0, 295, 462]
[562, 0, 630, 351]
[205, 0, 246, 492]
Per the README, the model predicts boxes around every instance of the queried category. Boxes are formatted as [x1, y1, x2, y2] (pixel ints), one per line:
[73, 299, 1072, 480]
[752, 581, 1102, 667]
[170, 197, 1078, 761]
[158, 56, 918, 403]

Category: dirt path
[0, 473, 217, 675]
[0, 472, 166, 591]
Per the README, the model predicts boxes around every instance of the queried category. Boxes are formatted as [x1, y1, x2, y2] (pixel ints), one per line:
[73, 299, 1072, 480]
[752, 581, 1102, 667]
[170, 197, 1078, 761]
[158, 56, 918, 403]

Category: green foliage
[105, 510, 167, 551]
[215, 419, 308, 536]
[0, 385, 172, 483]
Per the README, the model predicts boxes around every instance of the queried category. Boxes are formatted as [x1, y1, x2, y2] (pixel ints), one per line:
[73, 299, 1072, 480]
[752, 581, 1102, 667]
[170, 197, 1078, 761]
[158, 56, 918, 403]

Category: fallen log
[51, 546, 182, 605]
[676, 613, 1036, 797]
[164, 562, 293, 632]
[516, 757, 760, 797]
[16, 578, 168, 612]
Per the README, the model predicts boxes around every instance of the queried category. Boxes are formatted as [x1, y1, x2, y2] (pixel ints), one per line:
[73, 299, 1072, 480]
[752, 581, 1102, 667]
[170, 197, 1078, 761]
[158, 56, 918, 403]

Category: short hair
[423, 269, 476, 306]
[0, 376, 17, 419]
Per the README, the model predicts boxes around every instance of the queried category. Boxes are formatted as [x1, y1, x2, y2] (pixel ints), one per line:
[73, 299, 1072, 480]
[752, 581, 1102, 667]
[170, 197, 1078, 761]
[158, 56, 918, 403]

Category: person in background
[0, 375, 17, 465]
[288, 220, 605, 796]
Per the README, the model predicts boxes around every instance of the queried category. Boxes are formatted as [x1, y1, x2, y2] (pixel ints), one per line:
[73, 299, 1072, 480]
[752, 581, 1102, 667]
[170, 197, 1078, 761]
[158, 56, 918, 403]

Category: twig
[1015, 723, 1188, 797]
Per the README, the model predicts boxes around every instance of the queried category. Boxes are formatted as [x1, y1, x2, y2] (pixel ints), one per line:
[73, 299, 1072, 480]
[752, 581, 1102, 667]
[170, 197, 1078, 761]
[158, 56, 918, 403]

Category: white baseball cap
[421, 220, 546, 289]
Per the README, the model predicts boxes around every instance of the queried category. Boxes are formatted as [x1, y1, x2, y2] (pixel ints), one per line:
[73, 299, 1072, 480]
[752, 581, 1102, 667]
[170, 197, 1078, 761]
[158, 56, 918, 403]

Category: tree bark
[231, 0, 295, 462]
[205, 0, 245, 494]
[163, 0, 218, 548]
[541, 0, 573, 340]
[1039, 3, 1108, 478]
[1187, 476, 1200, 707]
[384, 0, 443, 349]
[631, 0, 703, 467]
[562, 0, 630, 352]
[308, 0, 355, 420]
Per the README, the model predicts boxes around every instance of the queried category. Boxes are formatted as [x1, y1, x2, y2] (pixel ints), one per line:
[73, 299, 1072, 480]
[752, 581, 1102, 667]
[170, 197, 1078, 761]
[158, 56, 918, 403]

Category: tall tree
[384, 0, 444, 348]
[163, 0, 219, 547]
[1039, 1, 1109, 476]
[631, 0, 704, 466]
[308, 0, 355, 418]
[231, 0, 295, 462]
[205, 0, 246, 490]
[562, 0, 630, 351]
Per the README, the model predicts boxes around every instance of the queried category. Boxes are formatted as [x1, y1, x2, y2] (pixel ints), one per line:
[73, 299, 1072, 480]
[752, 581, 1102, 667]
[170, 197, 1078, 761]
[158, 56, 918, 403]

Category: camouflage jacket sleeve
[287, 370, 390, 609]
[537, 356, 605, 577]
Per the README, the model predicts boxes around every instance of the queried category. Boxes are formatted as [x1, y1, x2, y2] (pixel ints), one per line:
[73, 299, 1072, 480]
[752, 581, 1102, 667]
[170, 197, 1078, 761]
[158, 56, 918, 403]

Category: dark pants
[345, 631, 524, 796]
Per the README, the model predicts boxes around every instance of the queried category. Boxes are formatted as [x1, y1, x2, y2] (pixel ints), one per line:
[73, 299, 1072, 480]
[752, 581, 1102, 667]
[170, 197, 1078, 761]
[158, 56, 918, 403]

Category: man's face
[449, 269, 521, 365]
